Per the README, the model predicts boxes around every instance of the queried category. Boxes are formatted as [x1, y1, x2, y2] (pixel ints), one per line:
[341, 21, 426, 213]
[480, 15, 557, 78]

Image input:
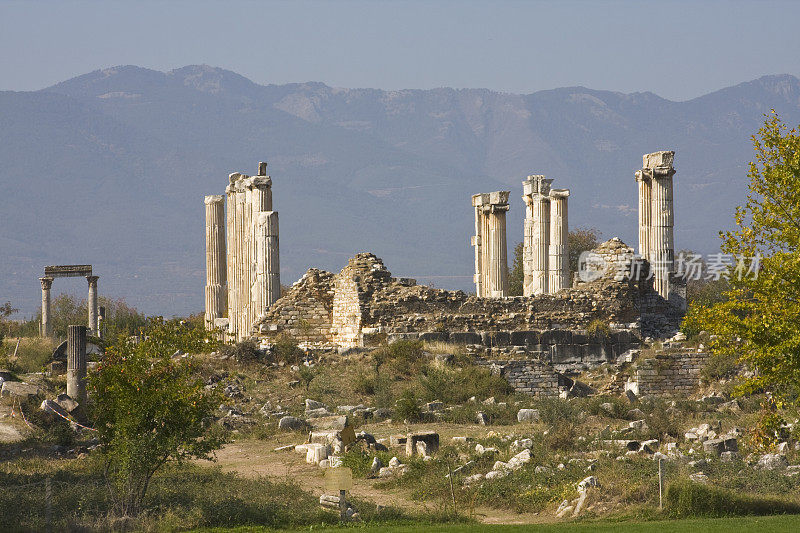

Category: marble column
[642, 151, 676, 299]
[471, 193, 487, 297]
[66, 325, 87, 403]
[205, 195, 227, 330]
[522, 175, 552, 296]
[253, 211, 281, 325]
[635, 170, 652, 262]
[487, 191, 510, 297]
[86, 276, 99, 336]
[225, 175, 240, 339]
[40, 277, 53, 338]
[548, 189, 570, 293]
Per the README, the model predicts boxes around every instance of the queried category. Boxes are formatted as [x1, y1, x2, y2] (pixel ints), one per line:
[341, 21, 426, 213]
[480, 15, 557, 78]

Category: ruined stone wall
[330, 272, 362, 348]
[256, 269, 333, 344]
[483, 359, 561, 396]
[634, 351, 709, 397]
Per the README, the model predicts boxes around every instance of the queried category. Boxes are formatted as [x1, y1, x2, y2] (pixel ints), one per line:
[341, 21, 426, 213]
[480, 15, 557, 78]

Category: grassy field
[213, 514, 800, 533]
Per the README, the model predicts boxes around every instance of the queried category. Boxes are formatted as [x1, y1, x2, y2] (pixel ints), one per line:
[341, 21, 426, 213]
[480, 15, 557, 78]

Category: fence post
[45, 477, 52, 530]
[658, 457, 663, 510]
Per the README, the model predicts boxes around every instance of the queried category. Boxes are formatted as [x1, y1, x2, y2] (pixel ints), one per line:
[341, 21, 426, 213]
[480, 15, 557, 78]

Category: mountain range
[2, 65, 800, 317]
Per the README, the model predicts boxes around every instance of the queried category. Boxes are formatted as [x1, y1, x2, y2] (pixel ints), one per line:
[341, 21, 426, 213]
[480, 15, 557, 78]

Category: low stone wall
[634, 351, 709, 397]
[388, 329, 640, 370]
[257, 269, 334, 343]
[482, 359, 561, 397]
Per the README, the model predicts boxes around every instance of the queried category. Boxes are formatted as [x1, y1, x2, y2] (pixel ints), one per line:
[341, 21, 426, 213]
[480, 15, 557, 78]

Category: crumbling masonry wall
[633, 351, 710, 397]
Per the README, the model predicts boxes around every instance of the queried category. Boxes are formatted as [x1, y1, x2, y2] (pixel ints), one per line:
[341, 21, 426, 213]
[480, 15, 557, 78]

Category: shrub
[417, 365, 512, 404]
[701, 351, 740, 383]
[386, 340, 425, 376]
[666, 479, 800, 517]
[89, 319, 225, 516]
[587, 319, 611, 339]
[272, 334, 302, 364]
[14, 337, 58, 373]
[219, 339, 262, 362]
[394, 390, 422, 422]
[353, 370, 377, 395]
[297, 365, 317, 392]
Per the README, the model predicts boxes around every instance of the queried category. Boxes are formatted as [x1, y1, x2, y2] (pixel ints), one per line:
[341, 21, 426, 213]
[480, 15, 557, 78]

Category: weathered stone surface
[277, 416, 306, 430]
[1, 381, 41, 399]
[406, 432, 439, 457]
[517, 408, 540, 423]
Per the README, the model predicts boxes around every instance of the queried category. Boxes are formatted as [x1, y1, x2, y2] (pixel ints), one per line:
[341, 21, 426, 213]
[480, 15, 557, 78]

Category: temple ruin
[204, 162, 281, 340]
[521, 175, 570, 296]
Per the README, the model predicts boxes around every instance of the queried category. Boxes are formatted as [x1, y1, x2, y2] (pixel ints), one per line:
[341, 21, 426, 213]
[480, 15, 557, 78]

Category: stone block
[419, 332, 449, 343]
[450, 332, 482, 345]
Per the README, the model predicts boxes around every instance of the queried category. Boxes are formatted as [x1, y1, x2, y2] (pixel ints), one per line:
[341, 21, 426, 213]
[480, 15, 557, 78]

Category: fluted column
[636, 171, 652, 262]
[86, 276, 99, 336]
[66, 325, 87, 403]
[471, 194, 487, 297]
[205, 195, 227, 330]
[522, 175, 552, 296]
[225, 175, 239, 338]
[40, 277, 53, 338]
[234, 178, 248, 338]
[642, 151, 676, 299]
[253, 211, 280, 326]
[487, 195, 510, 297]
[548, 189, 570, 293]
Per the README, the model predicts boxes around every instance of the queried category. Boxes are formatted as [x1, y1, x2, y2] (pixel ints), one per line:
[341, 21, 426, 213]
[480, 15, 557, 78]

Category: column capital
[86, 275, 99, 286]
[549, 188, 570, 199]
[205, 194, 225, 204]
[40, 277, 53, 290]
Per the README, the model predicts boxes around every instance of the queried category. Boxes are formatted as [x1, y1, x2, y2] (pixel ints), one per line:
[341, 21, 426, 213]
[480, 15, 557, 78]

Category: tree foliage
[508, 227, 601, 296]
[684, 112, 800, 403]
[89, 318, 224, 516]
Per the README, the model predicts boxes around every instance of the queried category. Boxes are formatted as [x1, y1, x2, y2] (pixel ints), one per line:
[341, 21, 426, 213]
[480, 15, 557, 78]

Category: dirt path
[203, 437, 550, 525]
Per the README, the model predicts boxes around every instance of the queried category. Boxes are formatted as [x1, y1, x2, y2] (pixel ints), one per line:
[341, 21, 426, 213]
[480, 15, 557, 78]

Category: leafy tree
[568, 227, 601, 274]
[89, 318, 223, 516]
[507, 227, 601, 296]
[508, 241, 524, 296]
[684, 112, 800, 406]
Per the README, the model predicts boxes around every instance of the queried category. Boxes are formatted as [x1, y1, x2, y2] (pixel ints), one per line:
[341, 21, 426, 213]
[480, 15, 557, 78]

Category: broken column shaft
[40, 277, 53, 338]
[86, 275, 99, 337]
[66, 325, 87, 404]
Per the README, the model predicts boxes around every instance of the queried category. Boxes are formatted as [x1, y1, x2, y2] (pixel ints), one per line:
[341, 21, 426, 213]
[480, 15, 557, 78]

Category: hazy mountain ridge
[2, 65, 799, 317]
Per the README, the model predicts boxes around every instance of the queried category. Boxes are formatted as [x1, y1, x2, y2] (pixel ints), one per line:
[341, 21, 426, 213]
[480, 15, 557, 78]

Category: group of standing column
[472, 191, 510, 298]
[39, 268, 99, 338]
[521, 175, 570, 296]
[204, 161, 281, 340]
[636, 151, 676, 300]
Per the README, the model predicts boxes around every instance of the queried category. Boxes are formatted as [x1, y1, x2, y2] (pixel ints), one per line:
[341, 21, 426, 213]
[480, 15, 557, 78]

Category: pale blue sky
[2, 0, 800, 99]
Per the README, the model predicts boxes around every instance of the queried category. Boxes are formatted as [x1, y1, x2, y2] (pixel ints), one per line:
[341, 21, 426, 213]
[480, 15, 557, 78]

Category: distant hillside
[2, 65, 799, 316]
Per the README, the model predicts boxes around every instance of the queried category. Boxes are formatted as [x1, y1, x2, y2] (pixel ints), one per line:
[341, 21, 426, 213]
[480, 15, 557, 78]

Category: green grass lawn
[204, 514, 800, 533]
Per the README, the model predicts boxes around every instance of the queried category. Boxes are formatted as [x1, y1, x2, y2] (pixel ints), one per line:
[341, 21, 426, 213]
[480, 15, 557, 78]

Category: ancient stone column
[40, 277, 53, 338]
[253, 211, 281, 325]
[205, 195, 227, 330]
[548, 189, 570, 293]
[635, 169, 652, 262]
[471, 193, 487, 297]
[487, 191, 510, 298]
[643, 151, 676, 299]
[86, 275, 99, 336]
[225, 175, 240, 339]
[66, 325, 87, 403]
[522, 175, 552, 296]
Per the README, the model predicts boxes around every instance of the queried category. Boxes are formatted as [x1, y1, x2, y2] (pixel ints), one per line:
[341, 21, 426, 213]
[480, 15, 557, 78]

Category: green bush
[219, 339, 262, 362]
[272, 333, 302, 363]
[385, 340, 425, 376]
[701, 351, 740, 383]
[666, 480, 800, 517]
[417, 365, 512, 404]
[587, 319, 611, 339]
[353, 369, 377, 395]
[394, 389, 422, 422]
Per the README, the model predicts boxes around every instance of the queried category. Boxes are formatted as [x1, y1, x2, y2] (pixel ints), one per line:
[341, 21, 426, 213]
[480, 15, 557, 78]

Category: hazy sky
[2, 0, 800, 100]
